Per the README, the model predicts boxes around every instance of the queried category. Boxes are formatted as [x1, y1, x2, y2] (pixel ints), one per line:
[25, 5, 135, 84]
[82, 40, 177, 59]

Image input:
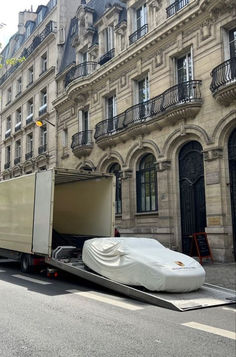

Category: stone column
[203, 148, 233, 261]
[120, 168, 134, 229]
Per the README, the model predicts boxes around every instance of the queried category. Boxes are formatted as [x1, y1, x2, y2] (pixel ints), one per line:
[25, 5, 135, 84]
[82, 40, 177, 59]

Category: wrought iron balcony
[65, 62, 97, 87]
[38, 144, 47, 155]
[25, 151, 33, 160]
[129, 24, 148, 45]
[95, 80, 202, 147]
[71, 130, 93, 158]
[99, 48, 115, 66]
[14, 157, 21, 165]
[166, 0, 189, 18]
[4, 162, 10, 170]
[26, 114, 33, 125]
[210, 57, 236, 105]
[0, 21, 55, 86]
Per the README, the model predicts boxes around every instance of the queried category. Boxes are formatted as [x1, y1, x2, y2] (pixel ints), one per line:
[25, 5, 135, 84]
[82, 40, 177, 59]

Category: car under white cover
[82, 237, 206, 292]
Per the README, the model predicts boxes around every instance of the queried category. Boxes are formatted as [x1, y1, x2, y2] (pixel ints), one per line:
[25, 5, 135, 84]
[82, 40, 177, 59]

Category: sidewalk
[203, 262, 236, 291]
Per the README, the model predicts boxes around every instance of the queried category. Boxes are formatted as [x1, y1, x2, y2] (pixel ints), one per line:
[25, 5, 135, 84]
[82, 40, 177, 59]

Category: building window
[7, 87, 12, 104]
[28, 66, 34, 84]
[40, 125, 47, 147]
[37, 10, 43, 24]
[6, 116, 11, 131]
[138, 76, 149, 103]
[109, 163, 122, 215]
[16, 77, 22, 95]
[15, 108, 22, 131]
[26, 99, 34, 124]
[229, 28, 236, 59]
[5, 146, 11, 167]
[137, 4, 147, 31]
[26, 133, 33, 159]
[136, 154, 157, 212]
[104, 26, 114, 53]
[107, 95, 117, 131]
[39, 88, 47, 116]
[26, 25, 31, 38]
[41, 53, 47, 73]
[5, 116, 12, 138]
[176, 52, 193, 83]
[15, 140, 21, 160]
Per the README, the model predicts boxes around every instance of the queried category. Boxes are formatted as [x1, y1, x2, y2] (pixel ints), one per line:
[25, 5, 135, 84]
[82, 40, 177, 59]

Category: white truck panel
[32, 170, 54, 255]
[0, 175, 35, 253]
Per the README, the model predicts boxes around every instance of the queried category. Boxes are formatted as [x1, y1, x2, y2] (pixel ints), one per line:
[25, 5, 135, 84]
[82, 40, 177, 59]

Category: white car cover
[82, 237, 205, 292]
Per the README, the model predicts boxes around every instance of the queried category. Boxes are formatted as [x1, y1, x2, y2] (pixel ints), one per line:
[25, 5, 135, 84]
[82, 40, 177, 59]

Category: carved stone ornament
[200, 19, 212, 41]
[148, 0, 162, 10]
[155, 161, 171, 172]
[155, 50, 163, 67]
[209, 0, 236, 21]
[121, 169, 133, 180]
[203, 148, 223, 161]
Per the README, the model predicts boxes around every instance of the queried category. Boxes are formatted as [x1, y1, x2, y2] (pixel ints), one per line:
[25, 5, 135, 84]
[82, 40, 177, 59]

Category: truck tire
[20, 254, 33, 273]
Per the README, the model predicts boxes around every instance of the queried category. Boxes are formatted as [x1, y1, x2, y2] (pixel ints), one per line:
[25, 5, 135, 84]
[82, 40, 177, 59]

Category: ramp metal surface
[46, 257, 236, 311]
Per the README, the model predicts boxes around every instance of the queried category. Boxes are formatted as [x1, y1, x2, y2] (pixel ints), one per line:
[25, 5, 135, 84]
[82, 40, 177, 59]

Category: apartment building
[53, 0, 236, 262]
[0, 0, 79, 178]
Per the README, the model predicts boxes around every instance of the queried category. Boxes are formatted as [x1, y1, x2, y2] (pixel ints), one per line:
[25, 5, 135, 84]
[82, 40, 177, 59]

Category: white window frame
[41, 53, 47, 73]
[15, 140, 21, 159]
[27, 133, 33, 153]
[40, 125, 47, 146]
[136, 3, 147, 30]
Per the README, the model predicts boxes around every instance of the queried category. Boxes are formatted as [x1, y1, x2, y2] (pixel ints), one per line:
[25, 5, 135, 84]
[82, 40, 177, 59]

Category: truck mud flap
[46, 257, 236, 312]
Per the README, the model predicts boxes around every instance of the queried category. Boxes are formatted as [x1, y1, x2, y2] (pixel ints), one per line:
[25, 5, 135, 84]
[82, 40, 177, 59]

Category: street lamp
[36, 118, 55, 127]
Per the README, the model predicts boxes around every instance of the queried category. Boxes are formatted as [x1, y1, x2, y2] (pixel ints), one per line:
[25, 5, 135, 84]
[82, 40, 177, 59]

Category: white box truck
[0, 168, 234, 311]
[0, 168, 115, 272]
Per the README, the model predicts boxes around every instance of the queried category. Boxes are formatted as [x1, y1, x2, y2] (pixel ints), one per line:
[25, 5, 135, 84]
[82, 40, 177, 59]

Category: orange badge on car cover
[175, 261, 185, 266]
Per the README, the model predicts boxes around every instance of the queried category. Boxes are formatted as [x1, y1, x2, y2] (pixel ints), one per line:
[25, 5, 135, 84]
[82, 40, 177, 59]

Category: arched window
[136, 154, 157, 212]
[109, 163, 122, 214]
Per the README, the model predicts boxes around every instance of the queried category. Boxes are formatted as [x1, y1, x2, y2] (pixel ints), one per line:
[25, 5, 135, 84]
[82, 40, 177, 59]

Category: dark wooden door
[179, 141, 206, 254]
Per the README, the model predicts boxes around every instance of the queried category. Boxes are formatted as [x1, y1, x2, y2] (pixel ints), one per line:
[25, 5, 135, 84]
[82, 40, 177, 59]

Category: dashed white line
[182, 322, 236, 340]
[222, 307, 236, 312]
[12, 274, 52, 285]
[0, 270, 6, 273]
[67, 289, 144, 311]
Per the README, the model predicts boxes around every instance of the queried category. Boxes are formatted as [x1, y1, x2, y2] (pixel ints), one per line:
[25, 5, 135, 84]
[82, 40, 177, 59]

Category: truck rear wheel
[20, 254, 33, 273]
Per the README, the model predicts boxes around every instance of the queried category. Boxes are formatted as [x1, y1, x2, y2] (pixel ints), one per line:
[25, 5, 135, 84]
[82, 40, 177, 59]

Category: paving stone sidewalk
[203, 262, 236, 291]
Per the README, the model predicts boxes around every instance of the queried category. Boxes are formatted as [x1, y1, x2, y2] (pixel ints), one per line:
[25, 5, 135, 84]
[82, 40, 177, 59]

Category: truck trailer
[0, 168, 235, 312]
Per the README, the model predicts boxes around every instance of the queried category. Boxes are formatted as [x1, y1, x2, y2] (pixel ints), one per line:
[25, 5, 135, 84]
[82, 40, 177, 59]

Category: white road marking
[182, 322, 236, 340]
[0, 270, 6, 273]
[66, 289, 144, 311]
[12, 274, 52, 285]
[222, 307, 236, 312]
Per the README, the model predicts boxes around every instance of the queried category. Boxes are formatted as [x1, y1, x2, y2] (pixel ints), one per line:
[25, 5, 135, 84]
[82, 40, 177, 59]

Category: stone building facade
[0, 0, 79, 178]
[54, 0, 236, 262]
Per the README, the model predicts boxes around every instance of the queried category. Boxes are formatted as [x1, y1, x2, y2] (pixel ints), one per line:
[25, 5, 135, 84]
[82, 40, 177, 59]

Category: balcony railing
[4, 162, 10, 170]
[14, 157, 21, 165]
[95, 80, 202, 140]
[0, 21, 55, 86]
[38, 144, 47, 155]
[71, 130, 93, 149]
[65, 62, 97, 87]
[99, 48, 115, 66]
[129, 24, 148, 45]
[210, 57, 236, 93]
[25, 151, 33, 160]
[166, 0, 189, 18]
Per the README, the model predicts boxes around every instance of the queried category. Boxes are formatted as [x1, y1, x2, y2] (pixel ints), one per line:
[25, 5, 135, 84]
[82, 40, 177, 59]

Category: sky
[0, 0, 49, 49]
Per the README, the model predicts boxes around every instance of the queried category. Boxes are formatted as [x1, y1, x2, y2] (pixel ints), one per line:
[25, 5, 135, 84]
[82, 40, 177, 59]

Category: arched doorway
[179, 141, 206, 254]
[228, 129, 236, 260]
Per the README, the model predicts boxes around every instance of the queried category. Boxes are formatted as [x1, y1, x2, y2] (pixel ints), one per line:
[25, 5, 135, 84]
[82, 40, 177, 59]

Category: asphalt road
[0, 261, 235, 357]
